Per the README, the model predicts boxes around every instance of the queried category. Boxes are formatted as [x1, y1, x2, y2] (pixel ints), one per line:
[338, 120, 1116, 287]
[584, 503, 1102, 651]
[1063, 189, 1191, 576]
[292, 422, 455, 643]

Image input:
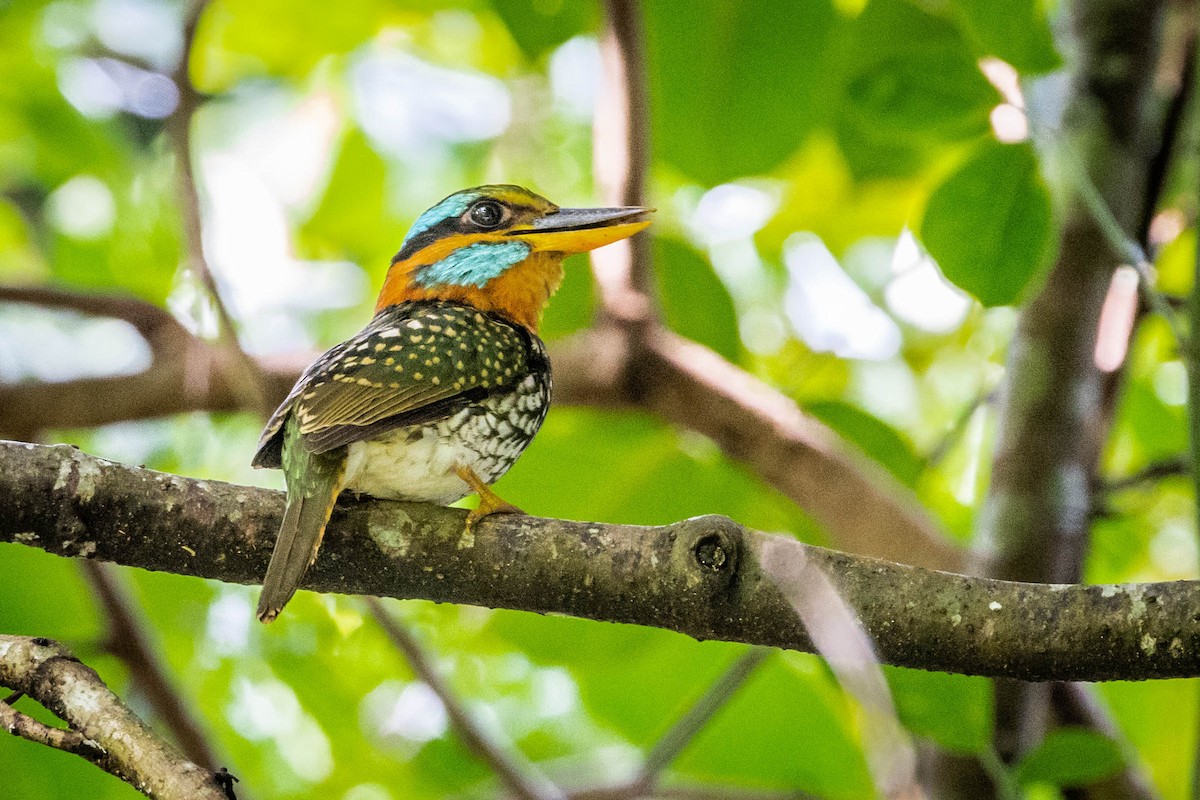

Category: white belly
[343, 426, 473, 505]
[339, 382, 545, 504]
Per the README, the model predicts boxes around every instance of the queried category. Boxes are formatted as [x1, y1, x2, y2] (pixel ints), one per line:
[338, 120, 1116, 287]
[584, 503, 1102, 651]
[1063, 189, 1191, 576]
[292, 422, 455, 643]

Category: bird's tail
[257, 455, 346, 623]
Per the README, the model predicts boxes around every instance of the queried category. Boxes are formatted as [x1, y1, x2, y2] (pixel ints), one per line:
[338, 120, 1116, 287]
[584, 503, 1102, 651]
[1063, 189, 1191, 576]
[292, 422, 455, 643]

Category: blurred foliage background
[0, 0, 1198, 797]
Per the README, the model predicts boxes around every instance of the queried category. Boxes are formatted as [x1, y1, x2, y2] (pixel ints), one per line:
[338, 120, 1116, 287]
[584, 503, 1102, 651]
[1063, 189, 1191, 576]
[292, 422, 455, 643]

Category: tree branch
[0, 634, 226, 799]
[555, 329, 963, 572]
[0, 285, 191, 353]
[166, 0, 268, 415]
[2, 441, 1199, 682]
[594, 0, 655, 320]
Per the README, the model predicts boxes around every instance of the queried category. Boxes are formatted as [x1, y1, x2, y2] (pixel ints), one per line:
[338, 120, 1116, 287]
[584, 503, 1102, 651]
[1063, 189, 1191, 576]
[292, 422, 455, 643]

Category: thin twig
[635, 649, 771, 791]
[1040, 126, 1189, 350]
[81, 560, 221, 772]
[925, 387, 996, 468]
[571, 783, 818, 800]
[1137, 12, 1197, 243]
[0, 696, 104, 761]
[365, 597, 566, 800]
[593, 0, 655, 321]
[167, 0, 269, 415]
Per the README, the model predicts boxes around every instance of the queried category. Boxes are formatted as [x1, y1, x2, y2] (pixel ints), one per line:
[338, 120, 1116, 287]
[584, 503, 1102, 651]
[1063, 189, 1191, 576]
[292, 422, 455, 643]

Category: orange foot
[455, 465, 524, 531]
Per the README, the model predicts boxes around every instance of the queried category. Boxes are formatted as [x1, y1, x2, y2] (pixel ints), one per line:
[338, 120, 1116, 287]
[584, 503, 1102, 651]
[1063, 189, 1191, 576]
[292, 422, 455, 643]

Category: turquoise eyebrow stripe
[403, 193, 477, 244]
[414, 241, 532, 288]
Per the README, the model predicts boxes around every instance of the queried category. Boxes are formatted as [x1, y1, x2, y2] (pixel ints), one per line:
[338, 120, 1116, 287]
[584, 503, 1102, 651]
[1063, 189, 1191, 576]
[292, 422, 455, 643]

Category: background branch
[635, 648, 770, 793]
[979, 0, 1170, 769]
[166, 0, 268, 416]
[2, 441, 1199, 682]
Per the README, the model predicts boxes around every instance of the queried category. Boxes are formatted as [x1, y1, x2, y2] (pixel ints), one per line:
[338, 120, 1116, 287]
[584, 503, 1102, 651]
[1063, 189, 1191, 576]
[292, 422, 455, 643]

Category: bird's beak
[509, 207, 654, 253]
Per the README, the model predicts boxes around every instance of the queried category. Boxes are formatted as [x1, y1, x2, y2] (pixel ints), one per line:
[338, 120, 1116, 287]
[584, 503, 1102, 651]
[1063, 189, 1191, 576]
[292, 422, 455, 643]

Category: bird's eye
[469, 201, 504, 229]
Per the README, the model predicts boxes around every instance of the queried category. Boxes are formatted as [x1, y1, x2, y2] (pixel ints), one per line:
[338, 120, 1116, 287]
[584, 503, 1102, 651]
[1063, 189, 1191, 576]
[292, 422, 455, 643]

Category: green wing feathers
[251, 302, 531, 467]
[257, 416, 348, 623]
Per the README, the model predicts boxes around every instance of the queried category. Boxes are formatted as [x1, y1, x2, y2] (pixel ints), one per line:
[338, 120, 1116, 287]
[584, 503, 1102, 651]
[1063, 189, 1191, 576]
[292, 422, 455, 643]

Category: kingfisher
[251, 185, 652, 622]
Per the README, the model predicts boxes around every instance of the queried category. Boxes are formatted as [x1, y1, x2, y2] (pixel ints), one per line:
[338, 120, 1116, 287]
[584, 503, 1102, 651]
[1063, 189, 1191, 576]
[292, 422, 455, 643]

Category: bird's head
[376, 185, 652, 331]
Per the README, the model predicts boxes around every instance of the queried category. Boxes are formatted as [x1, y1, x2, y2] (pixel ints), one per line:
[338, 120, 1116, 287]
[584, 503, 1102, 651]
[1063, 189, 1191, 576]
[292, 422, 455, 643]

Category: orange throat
[375, 250, 566, 332]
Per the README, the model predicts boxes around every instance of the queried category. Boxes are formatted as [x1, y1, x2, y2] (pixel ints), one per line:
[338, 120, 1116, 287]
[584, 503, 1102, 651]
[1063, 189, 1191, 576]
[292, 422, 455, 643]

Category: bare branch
[365, 597, 565, 800]
[1101, 457, 1189, 494]
[81, 561, 221, 772]
[0, 635, 226, 799]
[0, 285, 191, 355]
[2, 441, 1200, 682]
[594, 0, 655, 321]
[982, 0, 1171, 766]
[166, 0, 268, 415]
[635, 330, 960, 572]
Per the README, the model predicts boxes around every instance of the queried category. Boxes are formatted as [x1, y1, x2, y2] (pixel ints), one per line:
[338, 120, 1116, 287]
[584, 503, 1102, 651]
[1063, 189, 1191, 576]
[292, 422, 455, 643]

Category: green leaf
[193, 0, 388, 90]
[951, 0, 1061, 75]
[644, 0, 837, 184]
[1015, 728, 1124, 787]
[920, 140, 1055, 307]
[489, 0, 598, 60]
[884, 666, 992, 753]
[655, 238, 741, 362]
[805, 400, 923, 488]
[841, 0, 997, 138]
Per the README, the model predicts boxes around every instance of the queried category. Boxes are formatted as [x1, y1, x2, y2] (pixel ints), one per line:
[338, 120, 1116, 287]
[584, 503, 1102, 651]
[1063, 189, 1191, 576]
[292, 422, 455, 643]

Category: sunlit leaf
[920, 140, 1054, 307]
[885, 666, 992, 753]
[644, 0, 837, 184]
[193, 0, 389, 91]
[300, 127, 393, 266]
[836, 0, 997, 180]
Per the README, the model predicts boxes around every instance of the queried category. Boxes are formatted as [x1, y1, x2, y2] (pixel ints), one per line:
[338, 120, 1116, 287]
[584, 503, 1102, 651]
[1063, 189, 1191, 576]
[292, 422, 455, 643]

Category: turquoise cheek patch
[403, 193, 477, 245]
[414, 241, 532, 288]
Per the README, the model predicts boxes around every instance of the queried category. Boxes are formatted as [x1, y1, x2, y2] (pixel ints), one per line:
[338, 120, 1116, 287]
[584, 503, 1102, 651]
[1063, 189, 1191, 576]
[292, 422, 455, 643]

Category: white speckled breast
[342, 371, 551, 504]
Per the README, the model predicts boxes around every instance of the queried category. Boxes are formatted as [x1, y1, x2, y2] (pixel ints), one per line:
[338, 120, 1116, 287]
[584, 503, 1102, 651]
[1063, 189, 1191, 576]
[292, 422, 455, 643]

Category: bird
[251, 184, 652, 622]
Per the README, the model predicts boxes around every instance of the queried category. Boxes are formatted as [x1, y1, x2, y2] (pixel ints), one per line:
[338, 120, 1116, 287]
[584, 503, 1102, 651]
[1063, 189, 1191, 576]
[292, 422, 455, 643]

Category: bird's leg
[455, 465, 524, 530]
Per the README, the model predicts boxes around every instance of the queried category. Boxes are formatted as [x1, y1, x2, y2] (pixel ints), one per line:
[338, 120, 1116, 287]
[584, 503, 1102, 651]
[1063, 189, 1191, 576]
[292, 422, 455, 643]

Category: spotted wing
[252, 303, 535, 467]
